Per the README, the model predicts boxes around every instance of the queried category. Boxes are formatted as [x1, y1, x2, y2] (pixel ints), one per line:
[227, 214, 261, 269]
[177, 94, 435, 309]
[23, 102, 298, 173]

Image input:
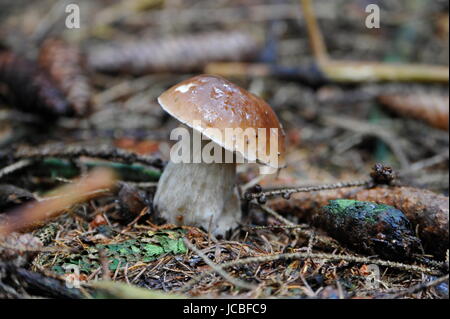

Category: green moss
[324, 199, 394, 225]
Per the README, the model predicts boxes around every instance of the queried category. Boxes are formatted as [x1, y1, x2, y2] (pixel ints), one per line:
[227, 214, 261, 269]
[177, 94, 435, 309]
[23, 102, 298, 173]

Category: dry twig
[183, 238, 257, 291]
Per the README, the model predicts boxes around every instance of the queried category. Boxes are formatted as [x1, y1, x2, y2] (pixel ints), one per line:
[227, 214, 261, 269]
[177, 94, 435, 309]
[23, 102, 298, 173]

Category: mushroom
[154, 74, 285, 237]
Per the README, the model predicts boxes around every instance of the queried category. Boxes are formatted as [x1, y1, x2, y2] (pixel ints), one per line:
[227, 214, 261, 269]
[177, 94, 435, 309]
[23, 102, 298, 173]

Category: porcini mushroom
[154, 74, 285, 237]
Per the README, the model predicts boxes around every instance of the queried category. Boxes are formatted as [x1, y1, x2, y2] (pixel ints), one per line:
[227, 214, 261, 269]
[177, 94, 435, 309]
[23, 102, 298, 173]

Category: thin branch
[259, 204, 296, 226]
[244, 224, 307, 231]
[6, 145, 164, 169]
[375, 274, 449, 299]
[300, 0, 448, 83]
[300, 0, 329, 62]
[246, 179, 372, 201]
[257, 204, 341, 249]
[322, 61, 449, 83]
[400, 150, 449, 176]
[183, 238, 257, 291]
[323, 115, 410, 168]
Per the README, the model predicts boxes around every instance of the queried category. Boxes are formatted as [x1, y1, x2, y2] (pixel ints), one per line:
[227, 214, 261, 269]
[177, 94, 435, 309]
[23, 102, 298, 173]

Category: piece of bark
[270, 186, 449, 258]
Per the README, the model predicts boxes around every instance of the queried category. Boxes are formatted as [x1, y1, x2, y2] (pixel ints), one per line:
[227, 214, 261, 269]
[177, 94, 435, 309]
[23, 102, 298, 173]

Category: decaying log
[270, 186, 449, 259]
[316, 199, 423, 261]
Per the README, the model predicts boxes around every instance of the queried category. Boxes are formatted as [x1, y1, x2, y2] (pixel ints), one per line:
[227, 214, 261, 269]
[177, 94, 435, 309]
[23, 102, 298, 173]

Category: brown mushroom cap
[158, 74, 286, 168]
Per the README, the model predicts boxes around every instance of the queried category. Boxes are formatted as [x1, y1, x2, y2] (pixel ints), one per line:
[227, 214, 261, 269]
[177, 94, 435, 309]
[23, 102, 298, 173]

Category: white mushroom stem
[154, 143, 241, 237]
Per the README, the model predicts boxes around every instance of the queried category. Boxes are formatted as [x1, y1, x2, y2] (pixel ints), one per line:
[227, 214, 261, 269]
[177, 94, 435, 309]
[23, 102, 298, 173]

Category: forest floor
[0, 0, 448, 299]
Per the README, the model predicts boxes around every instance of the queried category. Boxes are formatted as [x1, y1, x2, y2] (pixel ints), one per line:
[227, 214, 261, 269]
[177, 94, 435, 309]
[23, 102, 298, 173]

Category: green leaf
[144, 244, 164, 256]
[131, 245, 141, 254]
[109, 258, 121, 270]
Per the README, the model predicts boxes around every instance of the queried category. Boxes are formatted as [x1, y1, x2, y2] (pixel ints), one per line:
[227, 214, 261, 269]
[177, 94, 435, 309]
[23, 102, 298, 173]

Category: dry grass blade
[299, 0, 449, 83]
[257, 204, 340, 250]
[375, 274, 449, 298]
[0, 159, 31, 180]
[300, 0, 329, 62]
[323, 116, 410, 168]
[322, 61, 449, 83]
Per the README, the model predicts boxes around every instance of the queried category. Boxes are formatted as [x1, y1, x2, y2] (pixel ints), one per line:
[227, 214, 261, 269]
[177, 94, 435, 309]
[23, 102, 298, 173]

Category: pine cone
[38, 39, 92, 117]
[88, 31, 260, 75]
[0, 51, 72, 117]
[379, 92, 449, 131]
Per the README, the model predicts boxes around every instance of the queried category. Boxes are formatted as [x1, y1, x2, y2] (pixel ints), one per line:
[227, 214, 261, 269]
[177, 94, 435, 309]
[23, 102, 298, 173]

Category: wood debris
[270, 186, 449, 258]
[379, 93, 449, 131]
